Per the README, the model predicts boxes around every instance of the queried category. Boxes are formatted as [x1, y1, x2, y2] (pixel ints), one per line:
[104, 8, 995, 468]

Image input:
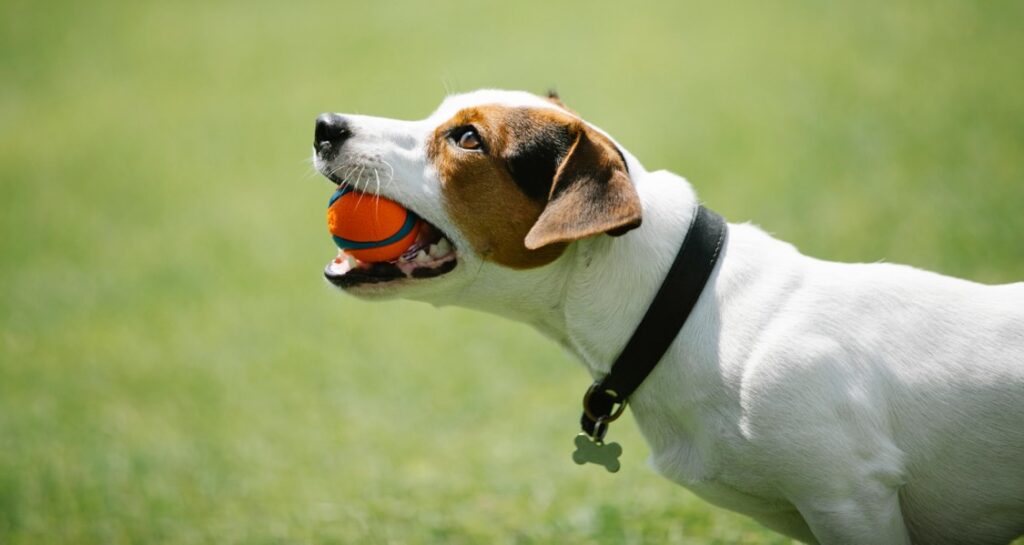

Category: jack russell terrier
[312, 89, 1024, 545]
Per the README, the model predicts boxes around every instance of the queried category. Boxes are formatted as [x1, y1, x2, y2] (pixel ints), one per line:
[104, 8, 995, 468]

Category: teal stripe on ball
[331, 210, 420, 250]
[327, 184, 354, 207]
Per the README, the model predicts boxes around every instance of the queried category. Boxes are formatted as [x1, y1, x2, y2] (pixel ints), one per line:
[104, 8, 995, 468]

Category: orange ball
[327, 185, 421, 262]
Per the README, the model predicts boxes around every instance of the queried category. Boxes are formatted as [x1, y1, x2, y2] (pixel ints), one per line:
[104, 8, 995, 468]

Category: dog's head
[313, 90, 642, 302]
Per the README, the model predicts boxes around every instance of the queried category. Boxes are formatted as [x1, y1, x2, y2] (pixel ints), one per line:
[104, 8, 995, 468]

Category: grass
[1, 0, 1022, 543]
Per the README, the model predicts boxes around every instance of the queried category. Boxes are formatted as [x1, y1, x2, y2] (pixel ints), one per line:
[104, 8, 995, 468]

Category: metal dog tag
[571, 433, 622, 473]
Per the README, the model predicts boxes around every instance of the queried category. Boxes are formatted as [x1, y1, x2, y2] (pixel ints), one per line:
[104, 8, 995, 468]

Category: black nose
[314, 113, 352, 152]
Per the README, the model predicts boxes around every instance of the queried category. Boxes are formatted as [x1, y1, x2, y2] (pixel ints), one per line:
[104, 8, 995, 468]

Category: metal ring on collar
[582, 383, 628, 423]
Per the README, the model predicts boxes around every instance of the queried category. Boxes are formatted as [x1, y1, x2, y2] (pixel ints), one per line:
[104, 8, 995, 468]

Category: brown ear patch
[429, 104, 641, 269]
[524, 127, 641, 250]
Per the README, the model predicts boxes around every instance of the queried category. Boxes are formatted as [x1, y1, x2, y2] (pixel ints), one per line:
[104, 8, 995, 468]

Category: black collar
[580, 204, 727, 439]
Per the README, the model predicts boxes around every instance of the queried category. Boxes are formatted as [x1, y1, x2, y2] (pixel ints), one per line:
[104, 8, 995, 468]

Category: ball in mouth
[323, 184, 458, 288]
[327, 184, 423, 263]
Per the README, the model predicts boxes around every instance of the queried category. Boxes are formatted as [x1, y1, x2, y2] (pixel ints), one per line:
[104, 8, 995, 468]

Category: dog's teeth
[428, 244, 440, 258]
[334, 250, 358, 269]
[328, 257, 354, 275]
[414, 250, 430, 263]
[436, 238, 452, 256]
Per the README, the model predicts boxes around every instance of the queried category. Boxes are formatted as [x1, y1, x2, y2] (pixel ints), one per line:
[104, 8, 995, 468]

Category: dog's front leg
[792, 486, 912, 545]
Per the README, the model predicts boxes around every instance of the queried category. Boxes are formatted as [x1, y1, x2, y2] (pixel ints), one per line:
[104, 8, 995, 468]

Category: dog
[312, 90, 1024, 545]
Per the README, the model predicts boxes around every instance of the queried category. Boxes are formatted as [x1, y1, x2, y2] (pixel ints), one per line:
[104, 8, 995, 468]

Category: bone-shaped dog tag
[572, 433, 622, 473]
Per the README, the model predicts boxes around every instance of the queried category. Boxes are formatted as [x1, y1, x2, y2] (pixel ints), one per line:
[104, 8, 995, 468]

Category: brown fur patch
[429, 106, 565, 269]
[428, 105, 640, 269]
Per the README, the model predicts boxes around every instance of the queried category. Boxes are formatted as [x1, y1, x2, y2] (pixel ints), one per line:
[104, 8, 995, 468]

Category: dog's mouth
[321, 173, 458, 289]
[324, 221, 458, 288]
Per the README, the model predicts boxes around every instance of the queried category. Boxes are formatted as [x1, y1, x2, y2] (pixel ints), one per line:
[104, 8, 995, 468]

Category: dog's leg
[793, 486, 911, 545]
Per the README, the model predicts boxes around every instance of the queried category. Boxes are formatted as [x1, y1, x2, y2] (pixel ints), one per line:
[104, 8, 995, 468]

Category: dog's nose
[314, 113, 352, 151]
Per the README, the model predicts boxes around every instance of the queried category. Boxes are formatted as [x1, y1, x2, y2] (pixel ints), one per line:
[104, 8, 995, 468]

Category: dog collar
[571, 204, 727, 473]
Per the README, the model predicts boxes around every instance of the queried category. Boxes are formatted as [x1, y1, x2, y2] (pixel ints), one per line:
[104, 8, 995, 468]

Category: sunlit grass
[1, 1, 1022, 543]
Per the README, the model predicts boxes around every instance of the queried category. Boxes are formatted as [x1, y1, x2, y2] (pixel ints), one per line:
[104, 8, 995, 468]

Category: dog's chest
[634, 403, 794, 514]
[628, 377, 794, 516]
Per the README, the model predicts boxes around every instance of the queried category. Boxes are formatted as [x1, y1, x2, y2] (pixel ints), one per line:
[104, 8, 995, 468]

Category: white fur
[315, 90, 1024, 545]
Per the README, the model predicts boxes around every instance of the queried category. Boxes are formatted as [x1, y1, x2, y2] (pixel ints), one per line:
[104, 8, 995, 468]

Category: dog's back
[748, 252, 1024, 544]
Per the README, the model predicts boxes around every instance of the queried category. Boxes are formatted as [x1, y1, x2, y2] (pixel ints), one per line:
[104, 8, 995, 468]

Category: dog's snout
[314, 113, 352, 155]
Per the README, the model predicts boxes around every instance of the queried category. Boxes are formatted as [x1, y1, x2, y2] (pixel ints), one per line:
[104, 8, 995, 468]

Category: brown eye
[455, 127, 483, 150]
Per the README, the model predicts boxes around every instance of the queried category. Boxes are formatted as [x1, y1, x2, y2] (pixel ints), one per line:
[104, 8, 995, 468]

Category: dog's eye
[453, 127, 483, 151]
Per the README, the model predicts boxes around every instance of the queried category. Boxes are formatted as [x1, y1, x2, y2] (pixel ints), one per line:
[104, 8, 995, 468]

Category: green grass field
[2, 1, 1022, 543]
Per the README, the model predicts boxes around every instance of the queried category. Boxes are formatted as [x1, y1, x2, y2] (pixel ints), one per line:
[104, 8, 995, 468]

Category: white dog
[312, 89, 1024, 544]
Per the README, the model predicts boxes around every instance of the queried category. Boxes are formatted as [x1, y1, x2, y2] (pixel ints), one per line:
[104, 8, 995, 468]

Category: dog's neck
[434, 170, 702, 379]
[560, 172, 700, 377]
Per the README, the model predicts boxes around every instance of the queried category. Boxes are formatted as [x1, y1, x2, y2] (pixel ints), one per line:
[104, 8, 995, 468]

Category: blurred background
[2, 1, 1022, 543]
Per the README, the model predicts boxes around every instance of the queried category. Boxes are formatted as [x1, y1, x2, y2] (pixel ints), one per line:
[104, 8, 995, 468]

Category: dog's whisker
[375, 160, 413, 204]
[327, 162, 350, 182]
[342, 164, 361, 187]
[353, 166, 368, 206]
[300, 168, 322, 182]
[373, 169, 385, 218]
[343, 164, 358, 182]
[380, 160, 398, 190]
[381, 159, 395, 181]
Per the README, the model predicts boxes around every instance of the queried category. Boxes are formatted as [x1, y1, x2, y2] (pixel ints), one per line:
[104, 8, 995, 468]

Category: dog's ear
[546, 90, 568, 109]
[545, 90, 578, 115]
[524, 125, 642, 250]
